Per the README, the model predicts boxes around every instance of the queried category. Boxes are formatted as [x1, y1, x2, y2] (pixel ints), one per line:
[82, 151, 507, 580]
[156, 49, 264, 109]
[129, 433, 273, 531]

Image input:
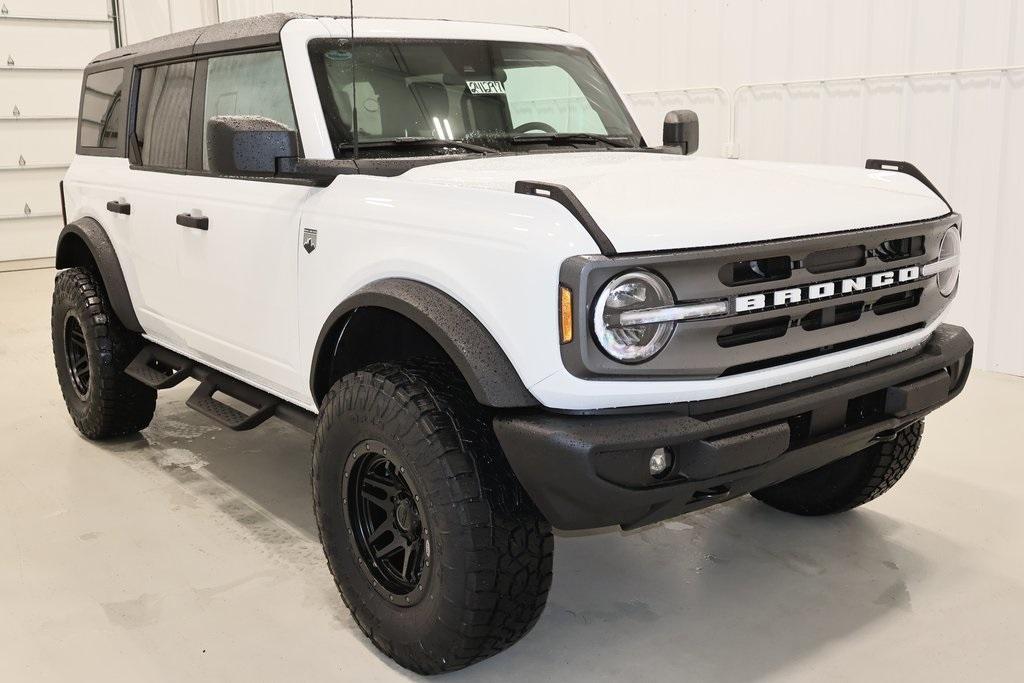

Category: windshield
[308, 38, 643, 156]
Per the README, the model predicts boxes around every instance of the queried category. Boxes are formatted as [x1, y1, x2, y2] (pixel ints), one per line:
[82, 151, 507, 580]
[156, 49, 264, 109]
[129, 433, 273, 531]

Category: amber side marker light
[559, 286, 574, 344]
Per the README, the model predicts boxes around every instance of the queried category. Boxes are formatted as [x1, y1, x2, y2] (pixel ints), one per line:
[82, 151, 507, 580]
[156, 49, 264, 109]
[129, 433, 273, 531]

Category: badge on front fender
[303, 228, 317, 254]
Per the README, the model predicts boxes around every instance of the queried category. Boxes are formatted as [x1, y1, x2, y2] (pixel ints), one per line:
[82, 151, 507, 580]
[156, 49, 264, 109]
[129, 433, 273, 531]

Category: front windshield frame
[307, 37, 645, 157]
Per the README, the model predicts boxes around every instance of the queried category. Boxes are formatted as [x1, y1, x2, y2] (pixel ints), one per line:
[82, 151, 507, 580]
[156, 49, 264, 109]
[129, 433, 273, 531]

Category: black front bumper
[494, 324, 973, 531]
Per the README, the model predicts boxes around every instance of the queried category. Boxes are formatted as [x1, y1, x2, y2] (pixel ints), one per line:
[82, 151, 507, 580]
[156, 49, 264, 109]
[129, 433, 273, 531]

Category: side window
[202, 51, 297, 170]
[504, 65, 606, 134]
[79, 68, 125, 150]
[135, 61, 196, 169]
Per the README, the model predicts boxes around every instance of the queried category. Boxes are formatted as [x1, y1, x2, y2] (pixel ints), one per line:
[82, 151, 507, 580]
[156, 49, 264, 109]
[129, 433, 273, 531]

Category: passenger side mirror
[663, 110, 699, 155]
[207, 115, 298, 177]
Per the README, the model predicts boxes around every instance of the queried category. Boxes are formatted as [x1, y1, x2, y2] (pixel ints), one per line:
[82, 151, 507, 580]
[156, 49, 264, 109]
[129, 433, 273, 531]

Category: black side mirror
[663, 110, 699, 155]
[207, 115, 298, 176]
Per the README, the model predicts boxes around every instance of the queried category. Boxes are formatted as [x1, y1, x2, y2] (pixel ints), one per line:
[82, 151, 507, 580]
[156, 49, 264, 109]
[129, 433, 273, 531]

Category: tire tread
[52, 267, 155, 439]
[311, 359, 552, 674]
[752, 421, 924, 516]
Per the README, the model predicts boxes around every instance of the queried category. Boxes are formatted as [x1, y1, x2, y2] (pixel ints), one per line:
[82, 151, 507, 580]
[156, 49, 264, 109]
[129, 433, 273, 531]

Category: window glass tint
[135, 61, 195, 168]
[79, 69, 125, 149]
[308, 39, 641, 155]
[504, 65, 605, 133]
[202, 51, 296, 170]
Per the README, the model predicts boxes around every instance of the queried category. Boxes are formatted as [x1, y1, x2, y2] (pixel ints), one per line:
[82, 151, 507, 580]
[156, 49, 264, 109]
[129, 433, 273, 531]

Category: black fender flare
[54, 218, 144, 333]
[310, 279, 538, 408]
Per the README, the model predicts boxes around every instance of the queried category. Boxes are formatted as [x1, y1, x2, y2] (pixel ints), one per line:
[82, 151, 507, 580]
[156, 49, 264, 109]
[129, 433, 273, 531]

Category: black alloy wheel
[344, 440, 430, 603]
[63, 314, 91, 397]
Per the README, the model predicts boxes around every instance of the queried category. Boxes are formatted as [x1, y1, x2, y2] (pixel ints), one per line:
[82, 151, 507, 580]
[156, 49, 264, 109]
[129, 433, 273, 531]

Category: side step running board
[125, 345, 194, 389]
[125, 344, 316, 434]
[186, 377, 277, 431]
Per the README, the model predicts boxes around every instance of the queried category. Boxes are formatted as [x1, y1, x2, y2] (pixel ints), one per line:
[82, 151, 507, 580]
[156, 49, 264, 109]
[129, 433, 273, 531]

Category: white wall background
[2, 0, 1021, 377]
[0, 1, 117, 262]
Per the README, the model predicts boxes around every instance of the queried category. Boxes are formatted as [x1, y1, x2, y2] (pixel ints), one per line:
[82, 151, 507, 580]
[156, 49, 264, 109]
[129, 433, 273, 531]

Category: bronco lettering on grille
[734, 266, 922, 313]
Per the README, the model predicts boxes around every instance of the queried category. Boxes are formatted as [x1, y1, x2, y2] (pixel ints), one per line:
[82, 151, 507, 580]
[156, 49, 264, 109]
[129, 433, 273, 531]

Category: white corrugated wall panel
[0, 1, 114, 262]
[59, 0, 1024, 375]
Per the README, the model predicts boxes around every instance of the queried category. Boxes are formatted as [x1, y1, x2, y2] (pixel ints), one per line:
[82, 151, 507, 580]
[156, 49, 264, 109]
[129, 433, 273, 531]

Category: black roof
[89, 12, 305, 69]
[87, 13, 570, 72]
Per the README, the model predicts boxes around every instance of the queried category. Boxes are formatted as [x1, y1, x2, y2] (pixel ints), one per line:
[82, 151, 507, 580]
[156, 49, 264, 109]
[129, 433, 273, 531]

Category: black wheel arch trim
[55, 217, 144, 333]
[310, 278, 538, 409]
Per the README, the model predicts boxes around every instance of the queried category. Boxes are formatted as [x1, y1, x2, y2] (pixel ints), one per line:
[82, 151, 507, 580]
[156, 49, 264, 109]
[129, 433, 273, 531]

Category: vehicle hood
[399, 152, 950, 253]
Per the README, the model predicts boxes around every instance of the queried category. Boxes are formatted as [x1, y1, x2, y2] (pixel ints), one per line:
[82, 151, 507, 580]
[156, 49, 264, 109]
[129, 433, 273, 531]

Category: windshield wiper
[509, 133, 636, 148]
[337, 137, 497, 154]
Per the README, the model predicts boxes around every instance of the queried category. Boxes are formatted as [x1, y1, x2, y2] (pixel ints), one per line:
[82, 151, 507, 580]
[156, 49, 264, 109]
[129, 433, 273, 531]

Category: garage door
[0, 1, 117, 263]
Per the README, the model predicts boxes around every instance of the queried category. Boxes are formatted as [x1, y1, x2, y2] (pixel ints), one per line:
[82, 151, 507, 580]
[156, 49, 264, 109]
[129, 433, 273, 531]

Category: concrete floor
[2, 267, 1023, 682]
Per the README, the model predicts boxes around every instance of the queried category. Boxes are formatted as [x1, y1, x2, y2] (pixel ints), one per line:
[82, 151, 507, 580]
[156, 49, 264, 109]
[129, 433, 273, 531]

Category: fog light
[649, 447, 672, 476]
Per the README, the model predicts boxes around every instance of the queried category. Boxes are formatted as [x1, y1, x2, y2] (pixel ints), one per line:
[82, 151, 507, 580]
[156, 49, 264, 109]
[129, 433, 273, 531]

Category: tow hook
[872, 427, 901, 443]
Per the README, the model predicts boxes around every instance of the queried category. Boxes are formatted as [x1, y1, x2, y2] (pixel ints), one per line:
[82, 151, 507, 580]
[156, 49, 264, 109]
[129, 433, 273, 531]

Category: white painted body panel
[61, 17, 956, 412]
[400, 153, 950, 252]
[295, 175, 596, 410]
[63, 157, 316, 405]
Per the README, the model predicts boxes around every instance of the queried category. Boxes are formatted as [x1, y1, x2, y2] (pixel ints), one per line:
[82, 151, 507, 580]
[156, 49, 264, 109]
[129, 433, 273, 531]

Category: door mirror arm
[275, 157, 359, 184]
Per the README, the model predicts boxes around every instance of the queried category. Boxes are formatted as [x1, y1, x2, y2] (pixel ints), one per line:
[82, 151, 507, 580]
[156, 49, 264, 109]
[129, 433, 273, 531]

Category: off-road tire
[51, 267, 156, 439]
[312, 361, 553, 675]
[752, 421, 924, 516]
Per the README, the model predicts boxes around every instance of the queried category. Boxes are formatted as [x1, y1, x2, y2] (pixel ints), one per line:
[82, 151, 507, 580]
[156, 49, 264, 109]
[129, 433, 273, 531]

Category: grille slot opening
[801, 302, 864, 331]
[717, 316, 790, 348]
[719, 256, 791, 287]
[877, 235, 925, 261]
[873, 288, 922, 315]
[805, 245, 866, 274]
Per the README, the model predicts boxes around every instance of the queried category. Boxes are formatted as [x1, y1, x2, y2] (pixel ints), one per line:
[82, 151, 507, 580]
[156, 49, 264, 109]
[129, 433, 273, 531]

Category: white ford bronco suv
[54, 13, 972, 674]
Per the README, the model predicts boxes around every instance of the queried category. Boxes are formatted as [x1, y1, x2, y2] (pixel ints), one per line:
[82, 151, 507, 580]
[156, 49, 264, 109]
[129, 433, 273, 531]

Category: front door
[124, 50, 317, 401]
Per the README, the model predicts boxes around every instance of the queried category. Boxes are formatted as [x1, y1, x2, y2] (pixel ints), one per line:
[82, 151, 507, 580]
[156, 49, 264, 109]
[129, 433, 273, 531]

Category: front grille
[719, 324, 925, 376]
[560, 214, 958, 379]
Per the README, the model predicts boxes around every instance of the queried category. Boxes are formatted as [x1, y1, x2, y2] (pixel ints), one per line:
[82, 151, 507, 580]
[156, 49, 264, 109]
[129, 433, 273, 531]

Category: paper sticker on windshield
[466, 80, 506, 95]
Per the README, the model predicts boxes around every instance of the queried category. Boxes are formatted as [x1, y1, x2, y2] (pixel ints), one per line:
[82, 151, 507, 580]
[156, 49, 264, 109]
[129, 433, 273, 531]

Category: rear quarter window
[78, 68, 126, 152]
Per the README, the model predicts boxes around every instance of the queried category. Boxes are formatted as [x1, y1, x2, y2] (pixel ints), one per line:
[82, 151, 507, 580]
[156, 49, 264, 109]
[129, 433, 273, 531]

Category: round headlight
[936, 227, 961, 296]
[593, 271, 675, 363]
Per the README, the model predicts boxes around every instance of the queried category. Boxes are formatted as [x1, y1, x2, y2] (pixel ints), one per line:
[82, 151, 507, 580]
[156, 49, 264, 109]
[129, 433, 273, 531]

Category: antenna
[349, 0, 359, 159]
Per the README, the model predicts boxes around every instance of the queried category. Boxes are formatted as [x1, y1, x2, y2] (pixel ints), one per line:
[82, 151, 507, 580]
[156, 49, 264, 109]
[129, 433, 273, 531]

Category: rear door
[118, 60, 195, 341]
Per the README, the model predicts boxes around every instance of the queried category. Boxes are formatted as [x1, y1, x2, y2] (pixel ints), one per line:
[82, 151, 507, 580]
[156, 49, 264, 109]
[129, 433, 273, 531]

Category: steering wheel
[512, 121, 558, 135]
